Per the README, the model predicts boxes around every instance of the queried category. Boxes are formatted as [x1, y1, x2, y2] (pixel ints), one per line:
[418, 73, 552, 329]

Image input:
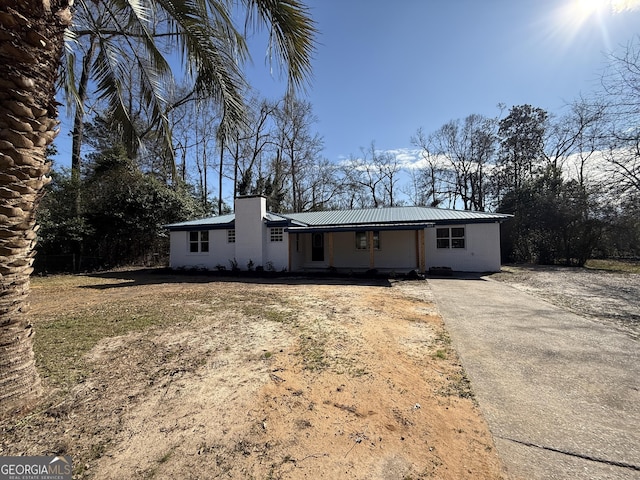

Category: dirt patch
[491, 265, 640, 339]
[1, 271, 506, 479]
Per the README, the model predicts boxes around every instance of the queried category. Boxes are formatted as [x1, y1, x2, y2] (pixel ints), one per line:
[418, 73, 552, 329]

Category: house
[166, 195, 511, 273]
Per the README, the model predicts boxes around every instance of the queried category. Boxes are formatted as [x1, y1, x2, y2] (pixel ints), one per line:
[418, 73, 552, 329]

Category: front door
[312, 233, 324, 262]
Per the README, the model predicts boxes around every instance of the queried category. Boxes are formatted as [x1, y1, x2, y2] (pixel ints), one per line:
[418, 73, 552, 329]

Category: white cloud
[385, 148, 421, 168]
[612, 0, 640, 13]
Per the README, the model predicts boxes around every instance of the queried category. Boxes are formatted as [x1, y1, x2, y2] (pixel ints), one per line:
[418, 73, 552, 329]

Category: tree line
[39, 29, 640, 270]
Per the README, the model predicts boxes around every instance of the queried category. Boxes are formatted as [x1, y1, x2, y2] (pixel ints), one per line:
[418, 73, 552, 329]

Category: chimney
[234, 195, 266, 268]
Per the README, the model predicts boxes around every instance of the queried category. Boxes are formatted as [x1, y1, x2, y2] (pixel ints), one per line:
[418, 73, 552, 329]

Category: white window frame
[227, 229, 236, 244]
[270, 227, 284, 242]
[188, 230, 209, 253]
[436, 227, 465, 249]
[355, 231, 380, 250]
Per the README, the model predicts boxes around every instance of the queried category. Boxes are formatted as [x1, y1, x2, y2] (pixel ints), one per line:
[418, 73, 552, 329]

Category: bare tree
[428, 115, 497, 210]
[410, 128, 449, 207]
[342, 142, 386, 208]
[169, 89, 219, 210]
[273, 99, 323, 212]
[377, 150, 403, 206]
[227, 98, 277, 197]
[553, 98, 608, 188]
[296, 158, 343, 211]
[599, 38, 640, 196]
[339, 157, 369, 209]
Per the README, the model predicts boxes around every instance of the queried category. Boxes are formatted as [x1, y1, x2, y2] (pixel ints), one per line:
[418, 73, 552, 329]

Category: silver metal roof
[166, 206, 510, 231]
[283, 206, 510, 226]
[165, 213, 234, 229]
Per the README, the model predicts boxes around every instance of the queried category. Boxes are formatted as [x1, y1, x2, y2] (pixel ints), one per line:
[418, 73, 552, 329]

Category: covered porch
[287, 224, 433, 273]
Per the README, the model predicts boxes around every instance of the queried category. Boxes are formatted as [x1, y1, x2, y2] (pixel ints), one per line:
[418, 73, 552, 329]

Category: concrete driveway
[427, 275, 640, 480]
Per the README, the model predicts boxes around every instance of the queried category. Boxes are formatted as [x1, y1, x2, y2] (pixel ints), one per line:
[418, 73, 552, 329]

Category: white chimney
[234, 195, 267, 268]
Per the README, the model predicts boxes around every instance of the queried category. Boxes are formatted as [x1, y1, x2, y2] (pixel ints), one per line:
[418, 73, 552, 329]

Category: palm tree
[0, 0, 316, 417]
[66, 0, 316, 194]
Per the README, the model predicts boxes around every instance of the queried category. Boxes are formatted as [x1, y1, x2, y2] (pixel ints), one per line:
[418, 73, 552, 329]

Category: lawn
[1, 270, 505, 479]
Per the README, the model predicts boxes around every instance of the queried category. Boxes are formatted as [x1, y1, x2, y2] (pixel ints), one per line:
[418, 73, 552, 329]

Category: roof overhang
[166, 221, 235, 232]
[286, 222, 436, 233]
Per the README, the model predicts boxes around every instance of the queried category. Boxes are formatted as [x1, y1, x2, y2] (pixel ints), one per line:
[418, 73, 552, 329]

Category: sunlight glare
[570, 0, 640, 17]
[573, 0, 607, 16]
[568, 0, 609, 25]
[551, 0, 639, 52]
[610, 0, 640, 12]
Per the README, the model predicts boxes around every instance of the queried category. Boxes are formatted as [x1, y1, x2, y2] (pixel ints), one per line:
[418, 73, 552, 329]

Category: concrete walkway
[427, 275, 640, 480]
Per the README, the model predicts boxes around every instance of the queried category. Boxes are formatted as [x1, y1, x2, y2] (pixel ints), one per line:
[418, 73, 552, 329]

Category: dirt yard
[491, 264, 640, 339]
[0, 271, 506, 479]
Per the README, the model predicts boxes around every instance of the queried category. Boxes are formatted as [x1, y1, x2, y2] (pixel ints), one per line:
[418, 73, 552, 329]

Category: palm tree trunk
[0, 0, 71, 417]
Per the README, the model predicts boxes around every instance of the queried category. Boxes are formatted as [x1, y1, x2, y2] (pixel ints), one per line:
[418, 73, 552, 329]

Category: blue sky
[244, 0, 640, 163]
[53, 0, 640, 169]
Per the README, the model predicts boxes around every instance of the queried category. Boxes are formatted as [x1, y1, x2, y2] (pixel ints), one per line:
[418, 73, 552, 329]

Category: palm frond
[60, 44, 80, 115]
[243, 0, 317, 93]
[155, 0, 248, 139]
[119, 0, 171, 76]
[92, 33, 140, 151]
[61, 0, 317, 175]
[83, 1, 173, 161]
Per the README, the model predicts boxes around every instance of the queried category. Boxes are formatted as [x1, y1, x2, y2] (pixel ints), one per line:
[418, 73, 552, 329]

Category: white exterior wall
[289, 233, 306, 271]
[234, 196, 266, 268]
[265, 231, 289, 271]
[168, 197, 292, 272]
[424, 222, 502, 272]
[169, 229, 235, 269]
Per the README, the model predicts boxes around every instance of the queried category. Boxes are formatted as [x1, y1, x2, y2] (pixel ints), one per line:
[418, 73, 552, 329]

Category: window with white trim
[189, 230, 209, 253]
[355, 231, 380, 250]
[270, 227, 284, 242]
[227, 229, 235, 243]
[436, 227, 465, 249]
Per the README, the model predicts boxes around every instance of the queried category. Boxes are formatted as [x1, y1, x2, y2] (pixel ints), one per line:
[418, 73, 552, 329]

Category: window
[436, 227, 465, 249]
[270, 227, 284, 242]
[355, 231, 380, 250]
[189, 231, 209, 253]
[436, 228, 449, 249]
[227, 229, 235, 243]
[451, 227, 465, 248]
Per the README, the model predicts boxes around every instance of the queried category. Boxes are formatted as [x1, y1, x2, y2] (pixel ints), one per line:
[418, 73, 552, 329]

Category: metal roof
[166, 206, 510, 231]
[283, 206, 510, 226]
[165, 214, 234, 230]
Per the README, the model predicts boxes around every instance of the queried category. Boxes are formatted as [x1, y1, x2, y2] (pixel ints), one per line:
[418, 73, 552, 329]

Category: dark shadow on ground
[75, 267, 419, 289]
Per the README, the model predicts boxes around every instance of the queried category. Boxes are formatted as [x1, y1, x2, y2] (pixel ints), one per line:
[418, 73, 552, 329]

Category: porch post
[288, 232, 293, 271]
[328, 232, 334, 268]
[419, 229, 426, 272]
[368, 231, 375, 268]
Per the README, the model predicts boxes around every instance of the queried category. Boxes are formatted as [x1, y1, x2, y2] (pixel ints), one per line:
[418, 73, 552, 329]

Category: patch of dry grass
[585, 259, 640, 274]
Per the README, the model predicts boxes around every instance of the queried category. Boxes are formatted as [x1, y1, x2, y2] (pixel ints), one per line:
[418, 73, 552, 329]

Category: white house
[166, 195, 511, 273]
